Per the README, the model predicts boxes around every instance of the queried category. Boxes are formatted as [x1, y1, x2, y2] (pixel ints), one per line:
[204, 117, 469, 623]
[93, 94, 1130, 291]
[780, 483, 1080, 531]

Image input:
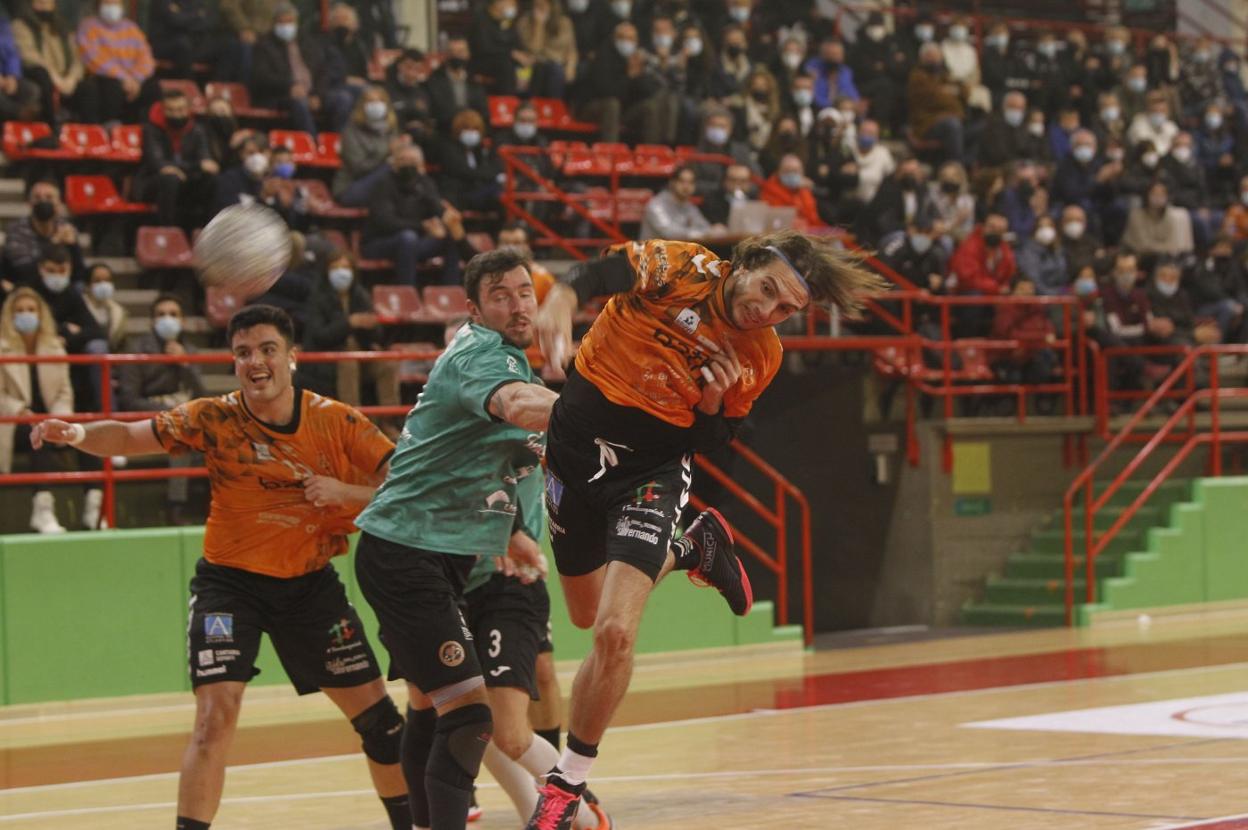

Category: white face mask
[915, 24, 933, 42]
[1027, 122, 1045, 137]
[793, 89, 813, 107]
[652, 33, 673, 51]
[459, 129, 481, 147]
[328, 267, 354, 292]
[1142, 152, 1159, 168]
[274, 22, 297, 42]
[90, 280, 115, 302]
[1063, 220, 1085, 239]
[245, 152, 269, 176]
[13, 310, 39, 335]
[866, 25, 885, 42]
[99, 4, 123, 23]
[782, 51, 802, 70]
[364, 101, 388, 121]
[1148, 111, 1168, 129]
[949, 25, 968, 42]
[566, 0, 589, 12]
[1114, 273, 1137, 293]
[1073, 145, 1095, 164]
[1035, 226, 1056, 245]
[1154, 280, 1179, 297]
[1127, 76, 1147, 93]
[910, 233, 932, 253]
[500, 4, 517, 20]
[1207, 112, 1224, 130]
[615, 39, 636, 58]
[729, 5, 750, 22]
[1172, 146, 1192, 163]
[513, 121, 537, 140]
[1003, 108, 1025, 127]
[611, 0, 631, 18]
[684, 37, 703, 56]
[1101, 106, 1120, 122]
[705, 125, 729, 145]
[41, 271, 69, 293]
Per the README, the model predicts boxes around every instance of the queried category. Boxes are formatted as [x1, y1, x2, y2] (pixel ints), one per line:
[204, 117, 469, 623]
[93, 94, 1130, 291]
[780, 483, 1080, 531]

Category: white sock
[519, 737, 597, 829]
[556, 745, 596, 786]
[483, 741, 539, 820]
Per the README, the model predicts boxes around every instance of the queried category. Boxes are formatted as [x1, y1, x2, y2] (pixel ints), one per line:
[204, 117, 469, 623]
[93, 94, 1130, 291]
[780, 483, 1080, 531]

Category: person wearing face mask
[1052, 130, 1119, 226]
[1196, 103, 1237, 203]
[471, 0, 532, 96]
[701, 163, 757, 225]
[517, 0, 577, 99]
[214, 136, 272, 211]
[848, 11, 908, 134]
[940, 15, 989, 111]
[847, 118, 895, 204]
[82, 263, 127, 352]
[425, 35, 490, 133]
[908, 42, 967, 165]
[880, 212, 949, 294]
[1046, 107, 1082, 162]
[334, 86, 402, 206]
[1059, 204, 1106, 280]
[713, 23, 752, 103]
[741, 66, 781, 151]
[860, 157, 931, 243]
[1220, 54, 1246, 107]
[117, 294, 206, 525]
[0, 286, 79, 533]
[901, 15, 937, 61]
[135, 89, 219, 228]
[1161, 132, 1209, 220]
[577, 20, 672, 144]
[1123, 180, 1194, 257]
[802, 36, 859, 110]
[75, 0, 159, 124]
[364, 145, 468, 288]
[2, 180, 84, 287]
[301, 250, 399, 417]
[949, 212, 1017, 317]
[436, 108, 505, 212]
[1127, 90, 1179, 156]
[218, 0, 280, 84]
[1015, 217, 1068, 296]
[201, 98, 243, 167]
[1090, 91, 1127, 145]
[1187, 234, 1248, 343]
[635, 15, 685, 146]
[1101, 251, 1156, 381]
[1178, 37, 1225, 120]
[996, 161, 1048, 241]
[12, 0, 85, 124]
[1116, 64, 1153, 121]
[252, 3, 347, 136]
[147, 0, 216, 82]
[1146, 259, 1218, 354]
[323, 3, 372, 88]
[978, 90, 1034, 168]
[927, 161, 974, 243]
[759, 115, 806, 176]
[760, 153, 825, 228]
[33, 245, 108, 420]
[384, 49, 435, 147]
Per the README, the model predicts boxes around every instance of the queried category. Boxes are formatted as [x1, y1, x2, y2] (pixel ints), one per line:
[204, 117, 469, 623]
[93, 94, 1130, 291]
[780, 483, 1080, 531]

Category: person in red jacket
[991, 274, 1057, 387]
[949, 211, 1015, 335]
[760, 153, 825, 228]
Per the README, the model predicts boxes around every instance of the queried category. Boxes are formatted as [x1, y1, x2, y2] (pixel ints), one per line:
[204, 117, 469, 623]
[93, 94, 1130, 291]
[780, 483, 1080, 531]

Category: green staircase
[960, 479, 1193, 627]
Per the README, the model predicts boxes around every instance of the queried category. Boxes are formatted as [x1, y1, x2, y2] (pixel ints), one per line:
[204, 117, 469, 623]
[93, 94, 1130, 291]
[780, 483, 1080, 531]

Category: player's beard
[502, 315, 534, 349]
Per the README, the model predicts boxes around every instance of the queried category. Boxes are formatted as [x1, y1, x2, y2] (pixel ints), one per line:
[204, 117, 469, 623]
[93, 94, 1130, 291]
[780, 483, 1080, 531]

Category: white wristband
[66, 423, 86, 446]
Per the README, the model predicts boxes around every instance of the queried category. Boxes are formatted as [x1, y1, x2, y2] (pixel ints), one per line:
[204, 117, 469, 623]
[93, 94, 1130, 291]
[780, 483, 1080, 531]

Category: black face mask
[333, 26, 351, 40]
[940, 181, 959, 194]
[777, 131, 797, 144]
[751, 89, 769, 103]
[208, 115, 237, 135]
[899, 174, 917, 191]
[166, 115, 189, 130]
[447, 57, 467, 71]
[984, 232, 1002, 248]
[34, 9, 53, 21]
[823, 60, 840, 72]
[31, 200, 55, 222]
[726, 44, 744, 59]
[1018, 182, 1034, 200]
[397, 166, 419, 184]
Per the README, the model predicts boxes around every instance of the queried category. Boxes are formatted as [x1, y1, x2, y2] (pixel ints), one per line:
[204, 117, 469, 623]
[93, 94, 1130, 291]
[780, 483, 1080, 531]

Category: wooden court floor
[8, 610, 1248, 828]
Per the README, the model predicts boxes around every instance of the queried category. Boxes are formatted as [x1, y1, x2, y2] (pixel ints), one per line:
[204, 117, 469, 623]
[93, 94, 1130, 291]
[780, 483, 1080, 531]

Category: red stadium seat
[268, 130, 317, 164]
[591, 142, 635, 174]
[488, 95, 519, 128]
[373, 285, 424, 324]
[295, 178, 367, 219]
[531, 97, 596, 134]
[135, 226, 194, 269]
[633, 144, 676, 177]
[3, 121, 77, 160]
[546, 140, 586, 169]
[421, 286, 469, 321]
[315, 132, 341, 168]
[58, 124, 112, 158]
[158, 79, 205, 112]
[561, 145, 611, 177]
[614, 188, 652, 223]
[205, 286, 245, 328]
[205, 82, 284, 120]
[109, 124, 143, 162]
[65, 176, 155, 215]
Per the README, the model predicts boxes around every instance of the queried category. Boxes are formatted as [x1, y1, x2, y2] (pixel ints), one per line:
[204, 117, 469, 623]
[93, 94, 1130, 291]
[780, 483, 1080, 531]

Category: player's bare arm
[30, 418, 165, 457]
[497, 529, 547, 583]
[536, 254, 636, 371]
[488, 381, 559, 431]
[302, 462, 390, 508]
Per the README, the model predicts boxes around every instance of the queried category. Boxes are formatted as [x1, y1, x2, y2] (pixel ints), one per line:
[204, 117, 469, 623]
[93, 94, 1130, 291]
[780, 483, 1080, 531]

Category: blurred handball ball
[194, 204, 292, 296]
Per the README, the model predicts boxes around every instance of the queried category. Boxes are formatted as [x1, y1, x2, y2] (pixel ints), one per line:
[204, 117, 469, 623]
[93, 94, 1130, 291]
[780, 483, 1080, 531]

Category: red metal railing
[1062, 345, 1248, 625]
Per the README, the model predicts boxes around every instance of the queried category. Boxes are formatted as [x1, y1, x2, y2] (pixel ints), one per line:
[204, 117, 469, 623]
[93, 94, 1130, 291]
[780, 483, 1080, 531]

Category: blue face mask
[13, 310, 39, 335]
[910, 233, 932, 253]
[779, 172, 803, 189]
[858, 135, 876, 152]
[513, 122, 537, 141]
[153, 315, 182, 341]
[328, 267, 354, 292]
[1074, 278, 1098, 296]
[273, 161, 296, 179]
[460, 130, 481, 147]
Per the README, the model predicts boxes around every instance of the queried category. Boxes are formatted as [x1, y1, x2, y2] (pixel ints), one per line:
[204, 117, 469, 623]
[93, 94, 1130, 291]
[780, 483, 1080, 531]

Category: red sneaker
[685, 508, 753, 615]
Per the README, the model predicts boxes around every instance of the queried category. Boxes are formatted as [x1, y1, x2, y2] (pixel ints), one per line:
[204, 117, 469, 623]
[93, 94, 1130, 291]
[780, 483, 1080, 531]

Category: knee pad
[350, 696, 404, 765]
[427, 703, 493, 790]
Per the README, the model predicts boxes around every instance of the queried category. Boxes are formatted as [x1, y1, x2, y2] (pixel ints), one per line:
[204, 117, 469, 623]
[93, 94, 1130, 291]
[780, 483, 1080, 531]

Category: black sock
[401, 706, 437, 828]
[566, 732, 599, 758]
[537, 726, 561, 751]
[671, 536, 699, 571]
[380, 794, 412, 830]
[175, 819, 210, 830]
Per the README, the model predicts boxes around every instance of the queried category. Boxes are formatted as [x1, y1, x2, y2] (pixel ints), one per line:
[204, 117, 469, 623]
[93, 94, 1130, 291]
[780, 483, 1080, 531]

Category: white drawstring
[588, 438, 631, 482]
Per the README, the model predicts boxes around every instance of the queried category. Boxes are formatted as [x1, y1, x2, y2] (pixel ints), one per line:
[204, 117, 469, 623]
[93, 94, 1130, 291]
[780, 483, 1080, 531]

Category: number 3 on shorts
[489, 628, 502, 658]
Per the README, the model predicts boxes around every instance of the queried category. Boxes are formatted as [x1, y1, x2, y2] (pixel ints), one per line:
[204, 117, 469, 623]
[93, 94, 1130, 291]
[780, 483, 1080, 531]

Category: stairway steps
[960, 603, 1067, 627]
[983, 577, 1090, 606]
[1028, 526, 1145, 556]
[1004, 553, 1125, 580]
[1058, 505, 1162, 532]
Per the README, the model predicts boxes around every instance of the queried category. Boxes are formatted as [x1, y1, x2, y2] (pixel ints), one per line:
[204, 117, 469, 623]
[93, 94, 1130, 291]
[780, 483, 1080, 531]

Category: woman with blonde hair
[0, 286, 97, 533]
[743, 66, 781, 151]
[333, 85, 406, 206]
[517, 0, 577, 98]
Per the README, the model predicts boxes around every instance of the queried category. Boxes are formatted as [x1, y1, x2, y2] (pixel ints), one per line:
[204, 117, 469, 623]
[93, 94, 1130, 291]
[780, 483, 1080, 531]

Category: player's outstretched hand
[30, 418, 80, 449]
[500, 530, 548, 584]
[535, 283, 576, 380]
[696, 338, 742, 415]
[302, 474, 351, 508]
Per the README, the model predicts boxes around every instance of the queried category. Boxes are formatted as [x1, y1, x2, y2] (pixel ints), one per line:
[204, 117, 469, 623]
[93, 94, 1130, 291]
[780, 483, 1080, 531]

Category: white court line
[1153, 810, 1248, 829]
[5, 659, 1247, 801]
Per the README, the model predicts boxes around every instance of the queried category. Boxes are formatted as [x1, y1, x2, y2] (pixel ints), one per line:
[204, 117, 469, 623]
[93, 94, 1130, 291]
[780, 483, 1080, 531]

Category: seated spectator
[759, 115, 806, 176]
[928, 161, 974, 243]
[1122, 180, 1194, 258]
[2, 180, 85, 287]
[991, 275, 1057, 386]
[425, 36, 489, 133]
[1102, 250, 1150, 345]
[325, 3, 371, 92]
[76, 0, 159, 124]
[1091, 91, 1127, 146]
[742, 67, 781, 153]
[713, 23, 752, 106]
[435, 109, 503, 213]
[1179, 37, 1225, 120]
[1127, 90, 1179, 157]
[117, 294, 206, 524]
[1060, 204, 1105, 280]
[252, 3, 350, 136]
[702, 163, 756, 226]
[471, 0, 526, 95]
[940, 16, 988, 111]
[879, 213, 949, 294]
[333, 86, 403, 207]
[82, 263, 127, 352]
[0, 16, 41, 123]
[978, 91, 1031, 170]
[1052, 129, 1125, 234]
[386, 48, 436, 149]
[980, 21, 1022, 110]
[691, 107, 755, 198]
[219, 0, 275, 84]
[772, 34, 808, 99]
[362, 144, 465, 288]
[640, 165, 722, 240]
[1188, 235, 1248, 343]
[1197, 101, 1236, 204]
[32, 246, 105, 357]
[640, 15, 687, 146]
[760, 153, 822, 228]
[214, 135, 271, 211]
[575, 22, 661, 143]
[201, 96, 245, 166]
[517, 0, 577, 99]
[848, 13, 908, 132]
[12, 0, 84, 124]
[1031, 31, 1067, 118]
[1222, 175, 1248, 242]
[1164, 131, 1213, 245]
[1047, 107, 1081, 162]
[136, 89, 219, 228]
[860, 156, 931, 244]
[565, 0, 612, 81]
[1220, 51, 1246, 111]
[147, 0, 216, 80]
[1116, 63, 1151, 122]
[908, 42, 966, 164]
[804, 36, 858, 110]
[0, 286, 86, 533]
[843, 118, 893, 205]
[301, 250, 398, 414]
[1147, 257, 1219, 349]
[1022, 108, 1052, 162]
[950, 212, 1016, 336]
[1016, 216, 1069, 296]
[995, 159, 1047, 241]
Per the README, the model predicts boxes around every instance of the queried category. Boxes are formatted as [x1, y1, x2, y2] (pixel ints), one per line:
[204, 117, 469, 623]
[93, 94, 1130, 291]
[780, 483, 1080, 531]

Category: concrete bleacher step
[114, 288, 158, 315]
[959, 603, 1068, 627]
[982, 577, 1089, 606]
[1027, 526, 1146, 556]
[0, 201, 28, 220]
[1003, 552, 1126, 581]
[1048, 505, 1163, 532]
[0, 177, 25, 197]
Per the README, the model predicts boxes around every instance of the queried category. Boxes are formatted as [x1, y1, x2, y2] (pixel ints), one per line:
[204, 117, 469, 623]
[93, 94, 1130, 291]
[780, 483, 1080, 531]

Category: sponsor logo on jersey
[634, 481, 665, 504]
[197, 649, 214, 667]
[252, 441, 273, 461]
[328, 618, 356, 647]
[195, 665, 227, 678]
[439, 640, 466, 667]
[614, 516, 660, 545]
[481, 489, 517, 515]
[507, 355, 522, 374]
[489, 665, 511, 677]
[674, 307, 700, 334]
[203, 613, 233, 643]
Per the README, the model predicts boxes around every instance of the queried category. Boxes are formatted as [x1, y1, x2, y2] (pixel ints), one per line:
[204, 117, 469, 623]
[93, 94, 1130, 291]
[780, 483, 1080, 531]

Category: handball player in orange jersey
[523, 230, 887, 828]
[31, 305, 413, 830]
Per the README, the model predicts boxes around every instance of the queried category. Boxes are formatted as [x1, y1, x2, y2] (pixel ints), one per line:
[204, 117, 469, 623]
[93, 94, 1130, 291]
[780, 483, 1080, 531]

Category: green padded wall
[1196, 478, 1248, 602]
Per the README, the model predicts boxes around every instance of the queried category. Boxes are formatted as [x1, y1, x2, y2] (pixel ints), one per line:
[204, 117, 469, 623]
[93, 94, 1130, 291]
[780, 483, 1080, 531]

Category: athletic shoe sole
[686, 507, 753, 615]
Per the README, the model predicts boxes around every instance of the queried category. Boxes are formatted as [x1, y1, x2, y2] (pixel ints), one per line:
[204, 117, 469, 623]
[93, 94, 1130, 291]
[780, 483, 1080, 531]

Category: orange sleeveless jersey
[152, 389, 394, 578]
[574, 240, 782, 428]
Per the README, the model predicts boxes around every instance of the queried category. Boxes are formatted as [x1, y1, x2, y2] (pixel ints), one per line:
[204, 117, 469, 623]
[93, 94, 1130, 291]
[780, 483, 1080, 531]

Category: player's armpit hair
[565, 252, 636, 306]
[732, 230, 891, 318]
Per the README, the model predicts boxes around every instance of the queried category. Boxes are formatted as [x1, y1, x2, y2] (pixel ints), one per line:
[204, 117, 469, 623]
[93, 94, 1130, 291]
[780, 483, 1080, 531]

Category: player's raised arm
[487, 381, 559, 431]
[535, 252, 636, 371]
[31, 417, 165, 457]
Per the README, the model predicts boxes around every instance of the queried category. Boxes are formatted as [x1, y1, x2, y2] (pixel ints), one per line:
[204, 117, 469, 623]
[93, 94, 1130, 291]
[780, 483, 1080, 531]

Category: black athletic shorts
[354, 532, 481, 694]
[186, 558, 382, 694]
[463, 572, 551, 698]
[545, 371, 694, 582]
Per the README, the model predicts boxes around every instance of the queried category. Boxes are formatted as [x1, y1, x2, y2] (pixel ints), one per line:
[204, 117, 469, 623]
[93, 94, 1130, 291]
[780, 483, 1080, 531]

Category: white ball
[194, 204, 292, 297]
